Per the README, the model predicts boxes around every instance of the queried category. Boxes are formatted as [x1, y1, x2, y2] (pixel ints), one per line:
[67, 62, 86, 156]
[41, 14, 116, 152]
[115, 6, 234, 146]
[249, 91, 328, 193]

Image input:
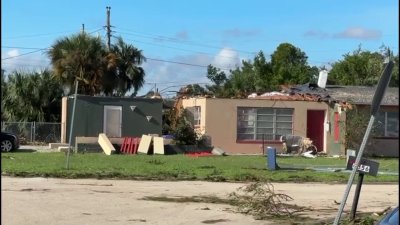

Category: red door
[306, 110, 325, 152]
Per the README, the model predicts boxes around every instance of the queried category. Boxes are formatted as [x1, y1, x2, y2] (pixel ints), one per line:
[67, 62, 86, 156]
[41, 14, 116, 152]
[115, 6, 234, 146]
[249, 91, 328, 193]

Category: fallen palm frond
[229, 181, 310, 220]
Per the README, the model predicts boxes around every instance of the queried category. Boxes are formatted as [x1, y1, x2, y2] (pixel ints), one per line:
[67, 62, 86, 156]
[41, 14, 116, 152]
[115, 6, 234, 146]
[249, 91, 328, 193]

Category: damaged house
[181, 84, 398, 157]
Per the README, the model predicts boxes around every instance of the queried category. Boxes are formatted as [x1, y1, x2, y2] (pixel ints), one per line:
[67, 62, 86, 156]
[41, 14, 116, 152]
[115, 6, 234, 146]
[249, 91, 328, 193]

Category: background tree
[270, 43, 318, 86]
[206, 44, 318, 98]
[327, 46, 398, 87]
[178, 84, 208, 97]
[47, 32, 115, 96]
[1, 69, 7, 120]
[206, 65, 228, 97]
[107, 36, 146, 96]
[2, 70, 63, 122]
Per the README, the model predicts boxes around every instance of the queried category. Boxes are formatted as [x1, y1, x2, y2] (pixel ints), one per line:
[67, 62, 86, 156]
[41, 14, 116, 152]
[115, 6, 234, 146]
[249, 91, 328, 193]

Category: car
[376, 206, 399, 225]
[1, 131, 20, 152]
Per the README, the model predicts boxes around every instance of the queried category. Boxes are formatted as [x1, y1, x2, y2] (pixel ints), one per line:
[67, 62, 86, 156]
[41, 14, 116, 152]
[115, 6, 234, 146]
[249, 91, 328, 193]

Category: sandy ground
[1, 176, 398, 225]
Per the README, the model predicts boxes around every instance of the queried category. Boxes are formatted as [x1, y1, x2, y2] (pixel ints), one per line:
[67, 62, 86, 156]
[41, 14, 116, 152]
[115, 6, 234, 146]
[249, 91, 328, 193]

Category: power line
[1, 49, 47, 61]
[2, 46, 45, 50]
[145, 57, 232, 70]
[113, 27, 256, 55]
[2, 27, 102, 40]
[119, 37, 245, 61]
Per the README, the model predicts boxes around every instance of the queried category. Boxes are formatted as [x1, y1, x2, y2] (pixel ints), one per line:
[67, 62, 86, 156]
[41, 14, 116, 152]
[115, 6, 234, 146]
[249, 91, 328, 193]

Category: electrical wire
[113, 28, 256, 55]
[1, 49, 47, 61]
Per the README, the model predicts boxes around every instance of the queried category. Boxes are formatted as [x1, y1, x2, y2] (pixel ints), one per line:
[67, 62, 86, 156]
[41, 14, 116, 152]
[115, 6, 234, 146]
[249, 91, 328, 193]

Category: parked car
[1, 132, 20, 152]
[376, 206, 399, 225]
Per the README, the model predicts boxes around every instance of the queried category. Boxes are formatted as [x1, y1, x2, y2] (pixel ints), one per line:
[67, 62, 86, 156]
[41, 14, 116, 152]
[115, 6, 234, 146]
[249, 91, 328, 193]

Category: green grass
[1, 153, 398, 183]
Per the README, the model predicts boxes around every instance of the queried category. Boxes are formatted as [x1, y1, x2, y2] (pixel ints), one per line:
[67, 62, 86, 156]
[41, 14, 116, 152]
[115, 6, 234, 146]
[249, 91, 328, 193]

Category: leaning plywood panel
[137, 135, 152, 154]
[153, 137, 164, 155]
[98, 133, 116, 155]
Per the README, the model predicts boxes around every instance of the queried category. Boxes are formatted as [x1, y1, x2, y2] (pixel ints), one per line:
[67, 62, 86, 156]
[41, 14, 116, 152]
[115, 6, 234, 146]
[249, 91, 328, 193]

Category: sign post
[345, 156, 379, 220]
[333, 60, 393, 225]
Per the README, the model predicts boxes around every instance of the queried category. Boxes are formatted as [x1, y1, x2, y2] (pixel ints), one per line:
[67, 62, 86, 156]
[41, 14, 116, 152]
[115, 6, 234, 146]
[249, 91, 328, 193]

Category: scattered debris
[98, 133, 115, 155]
[211, 147, 227, 156]
[137, 135, 153, 154]
[373, 206, 392, 216]
[301, 151, 317, 158]
[229, 181, 309, 219]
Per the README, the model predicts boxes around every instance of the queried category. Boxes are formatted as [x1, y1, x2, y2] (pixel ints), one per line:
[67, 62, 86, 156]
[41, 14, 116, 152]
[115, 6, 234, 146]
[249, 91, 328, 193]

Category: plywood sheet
[153, 137, 164, 155]
[98, 133, 115, 155]
[137, 135, 152, 154]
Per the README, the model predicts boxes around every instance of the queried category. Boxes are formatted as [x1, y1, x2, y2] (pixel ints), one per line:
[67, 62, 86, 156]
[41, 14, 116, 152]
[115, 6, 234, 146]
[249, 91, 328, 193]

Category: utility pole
[66, 24, 86, 169]
[106, 6, 111, 50]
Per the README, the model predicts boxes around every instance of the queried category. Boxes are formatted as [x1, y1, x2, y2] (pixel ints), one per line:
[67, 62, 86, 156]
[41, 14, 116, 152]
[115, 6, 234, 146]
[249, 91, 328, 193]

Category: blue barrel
[266, 146, 277, 170]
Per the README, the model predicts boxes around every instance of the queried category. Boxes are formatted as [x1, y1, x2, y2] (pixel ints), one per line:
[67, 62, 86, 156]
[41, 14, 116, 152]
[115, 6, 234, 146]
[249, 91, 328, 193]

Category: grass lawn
[1, 152, 398, 183]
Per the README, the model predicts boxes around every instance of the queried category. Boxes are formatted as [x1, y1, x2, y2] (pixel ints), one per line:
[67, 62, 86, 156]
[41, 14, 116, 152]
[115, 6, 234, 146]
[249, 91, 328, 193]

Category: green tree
[206, 65, 228, 97]
[270, 43, 318, 86]
[47, 32, 114, 96]
[2, 70, 63, 122]
[178, 84, 208, 97]
[108, 36, 146, 96]
[228, 51, 274, 96]
[328, 46, 398, 87]
[1, 69, 7, 120]
[379, 45, 399, 87]
[206, 44, 317, 98]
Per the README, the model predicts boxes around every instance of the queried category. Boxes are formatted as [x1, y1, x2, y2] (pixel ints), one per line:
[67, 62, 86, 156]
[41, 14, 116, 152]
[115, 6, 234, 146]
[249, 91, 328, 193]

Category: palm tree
[47, 32, 115, 96]
[2, 70, 63, 122]
[110, 36, 146, 96]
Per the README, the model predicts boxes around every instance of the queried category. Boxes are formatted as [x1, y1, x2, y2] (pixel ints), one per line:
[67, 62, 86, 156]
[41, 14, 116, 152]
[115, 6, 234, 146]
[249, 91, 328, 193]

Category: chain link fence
[1, 122, 63, 144]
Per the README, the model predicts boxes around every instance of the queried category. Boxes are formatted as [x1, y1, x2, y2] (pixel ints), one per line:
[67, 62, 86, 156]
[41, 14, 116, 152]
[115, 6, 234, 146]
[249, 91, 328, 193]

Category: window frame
[375, 111, 399, 138]
[237, 107, 294, 142]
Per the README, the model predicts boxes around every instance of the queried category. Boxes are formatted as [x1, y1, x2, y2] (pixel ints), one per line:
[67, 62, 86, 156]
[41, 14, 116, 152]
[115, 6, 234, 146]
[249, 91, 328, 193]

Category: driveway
[1, 177, 398, 225]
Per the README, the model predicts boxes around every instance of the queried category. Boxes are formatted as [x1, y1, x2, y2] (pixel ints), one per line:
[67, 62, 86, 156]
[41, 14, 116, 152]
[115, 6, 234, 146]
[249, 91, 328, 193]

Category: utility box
[266, 146, 277, 170]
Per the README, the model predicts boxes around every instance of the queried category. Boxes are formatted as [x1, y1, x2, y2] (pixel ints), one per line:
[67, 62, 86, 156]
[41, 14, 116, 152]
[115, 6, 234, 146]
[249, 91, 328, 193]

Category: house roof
[325, 86, 399, 106]
[249, 84, 399, 106]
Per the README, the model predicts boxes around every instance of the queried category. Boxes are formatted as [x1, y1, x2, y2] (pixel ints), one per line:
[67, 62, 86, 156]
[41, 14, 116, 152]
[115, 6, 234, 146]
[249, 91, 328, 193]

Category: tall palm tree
[47, 32, 115, 96]
[110, 36, 146, 96]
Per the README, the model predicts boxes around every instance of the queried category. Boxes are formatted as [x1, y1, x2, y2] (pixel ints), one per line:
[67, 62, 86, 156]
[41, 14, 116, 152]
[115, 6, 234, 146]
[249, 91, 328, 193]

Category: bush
[171, 109, 198, 145]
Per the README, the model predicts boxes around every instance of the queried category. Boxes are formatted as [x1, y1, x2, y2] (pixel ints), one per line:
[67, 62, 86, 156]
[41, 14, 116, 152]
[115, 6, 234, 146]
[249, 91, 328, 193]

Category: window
[375, 111, 399, 137]
[237, 107, 293, 141]
[187, 106, 201, 127]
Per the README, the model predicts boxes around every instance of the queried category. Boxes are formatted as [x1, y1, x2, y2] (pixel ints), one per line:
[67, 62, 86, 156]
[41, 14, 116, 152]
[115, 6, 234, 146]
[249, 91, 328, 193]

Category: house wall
[62, 95, 162, 145]
[349, 105, 399, 157]
[325, 103, 347, 156]
[182, 98, 339, 154]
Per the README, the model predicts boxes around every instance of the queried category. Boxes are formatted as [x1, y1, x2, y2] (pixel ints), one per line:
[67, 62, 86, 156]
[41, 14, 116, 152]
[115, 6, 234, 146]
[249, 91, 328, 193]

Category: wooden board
[137, 135, 152, 154]
[98, 133, 115, 155]
[153, 137, 164, 155]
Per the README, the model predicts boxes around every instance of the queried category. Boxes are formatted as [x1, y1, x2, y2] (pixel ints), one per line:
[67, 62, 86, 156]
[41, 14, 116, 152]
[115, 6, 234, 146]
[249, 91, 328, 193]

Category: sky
[1, 0, 399, 96]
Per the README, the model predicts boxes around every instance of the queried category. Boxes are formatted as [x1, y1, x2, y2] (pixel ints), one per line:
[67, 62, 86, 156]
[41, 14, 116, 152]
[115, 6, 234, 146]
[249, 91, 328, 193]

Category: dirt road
[1, 176, 398, 225]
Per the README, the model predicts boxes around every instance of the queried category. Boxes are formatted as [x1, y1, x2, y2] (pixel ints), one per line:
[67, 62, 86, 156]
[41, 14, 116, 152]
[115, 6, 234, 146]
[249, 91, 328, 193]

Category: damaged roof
[325, 85, 399, 106]
[250, 83, 399, 106]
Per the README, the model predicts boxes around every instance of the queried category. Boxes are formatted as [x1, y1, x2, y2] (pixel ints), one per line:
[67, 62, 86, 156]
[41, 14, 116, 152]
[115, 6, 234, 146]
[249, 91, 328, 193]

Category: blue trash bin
[266, 146, 277, 170]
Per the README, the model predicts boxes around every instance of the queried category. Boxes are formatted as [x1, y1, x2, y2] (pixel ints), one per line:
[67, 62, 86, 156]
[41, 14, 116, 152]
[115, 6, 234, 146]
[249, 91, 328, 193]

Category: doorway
[306, 110, 325, 152]
[103, 106, 122, 137]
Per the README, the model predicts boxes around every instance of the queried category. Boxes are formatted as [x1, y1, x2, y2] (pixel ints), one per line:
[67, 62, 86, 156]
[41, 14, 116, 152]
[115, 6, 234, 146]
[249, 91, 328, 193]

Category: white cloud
[1, 50, 50, 74]
[139, 53, 213, 95]
[211, 48, 241, 70]
[304, 27, 382, 40]
[334, 27, 382, 40]
[7, 49, 20, 58]
[138, 48, 244, 96]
